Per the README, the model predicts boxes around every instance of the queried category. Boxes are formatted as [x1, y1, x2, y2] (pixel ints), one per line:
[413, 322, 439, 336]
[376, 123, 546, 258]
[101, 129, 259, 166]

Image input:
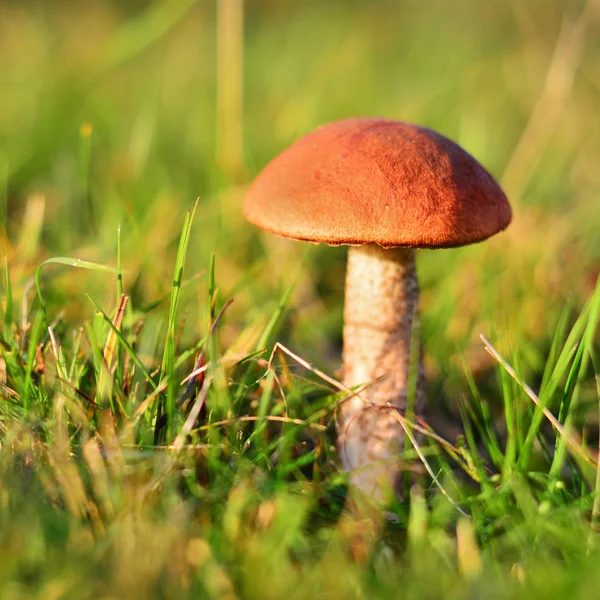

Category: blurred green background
[1, 0, 599, 419]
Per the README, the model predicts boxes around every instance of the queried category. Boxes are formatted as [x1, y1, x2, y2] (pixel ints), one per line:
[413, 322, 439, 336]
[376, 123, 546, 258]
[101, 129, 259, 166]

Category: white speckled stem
[338, 244, 425, 498]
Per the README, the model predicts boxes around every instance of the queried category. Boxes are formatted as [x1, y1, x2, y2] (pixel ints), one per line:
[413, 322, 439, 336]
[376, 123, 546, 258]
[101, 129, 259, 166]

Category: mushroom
[244, 118, 511, 498]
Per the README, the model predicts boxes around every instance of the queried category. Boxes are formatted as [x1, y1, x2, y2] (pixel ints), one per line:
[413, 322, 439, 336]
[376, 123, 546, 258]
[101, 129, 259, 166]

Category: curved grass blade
[35, 257, 117, 323]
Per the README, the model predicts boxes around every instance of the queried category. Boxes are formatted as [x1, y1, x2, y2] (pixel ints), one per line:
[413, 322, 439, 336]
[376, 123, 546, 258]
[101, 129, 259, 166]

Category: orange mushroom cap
[244, 118, 512, 248]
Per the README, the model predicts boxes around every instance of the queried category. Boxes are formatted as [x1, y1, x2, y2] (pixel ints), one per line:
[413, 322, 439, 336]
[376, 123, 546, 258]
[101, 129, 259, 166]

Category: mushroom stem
[338, 243, 425, 497]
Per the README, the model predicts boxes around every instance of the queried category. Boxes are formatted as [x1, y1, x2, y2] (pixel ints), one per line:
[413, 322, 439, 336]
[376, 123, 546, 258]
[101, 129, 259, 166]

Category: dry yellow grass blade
[194, 414, 327, 433]
[394, 409, 469, 517]
[98, 294, 129, 403]
[103, 293, 129, 372]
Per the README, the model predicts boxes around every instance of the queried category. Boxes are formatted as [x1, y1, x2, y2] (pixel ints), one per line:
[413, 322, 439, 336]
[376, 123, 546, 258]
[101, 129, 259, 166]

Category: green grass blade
[246, 370, 275, 451]
[22, 310, 44, 410]
[591, 351, 600, 534]
[550, 276, 600, 478]
[115, 226, 125, 391]
[519, 302, 573, 469]
[456, 394, 494, 491]
[116, 225, 123, 302]
[255, 275, 297, 354]
[208, 249, 216, 313]
[159, 199, 198, 438]
[461, 358, 504, 467]
[3, 256, 12, 340]
[233, 276, 297, 407]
